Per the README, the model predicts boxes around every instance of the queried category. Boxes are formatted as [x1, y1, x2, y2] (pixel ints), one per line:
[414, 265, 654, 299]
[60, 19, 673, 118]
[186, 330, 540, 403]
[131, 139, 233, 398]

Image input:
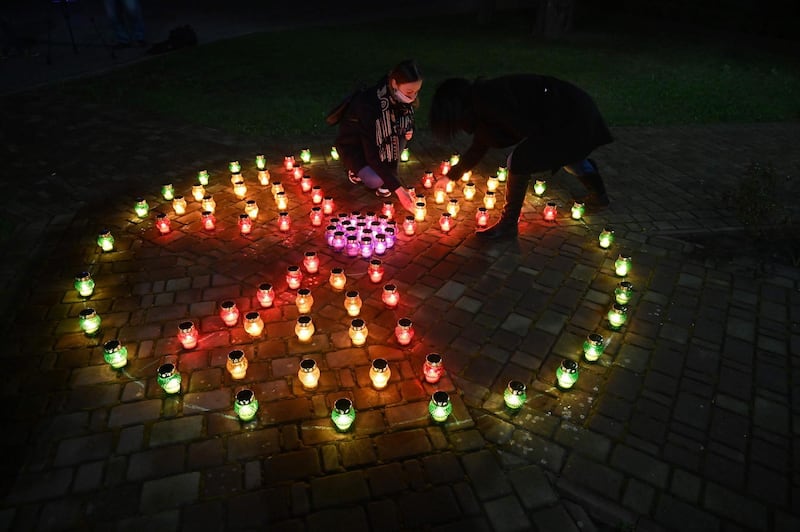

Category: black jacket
[335, 77, 415, 191]
[451, 74, 613, 176]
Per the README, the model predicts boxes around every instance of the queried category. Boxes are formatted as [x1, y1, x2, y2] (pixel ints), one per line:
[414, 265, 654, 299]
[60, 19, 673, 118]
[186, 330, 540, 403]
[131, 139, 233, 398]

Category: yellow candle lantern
[295, 315, 315, 342]
[226, 349, 249, 379]
[192, 184, 205, 201]
[271, 181, 284, 198]
[298, 358, 320, 388]
[258, 169, 270, 186]
[483, 192, 496, 210]
[414, 202, 427, 222]
[349, 318, 368, 346]
[244, 311, 264, 337]
[295, 288, 314, 314]
[369, 358, 391, 389]
[461, 170, 472, 182]
[245, 199, 259, 220]
[172, 195, 187, 215]
[201, 195, 216, 214]
[233, 180, 247, 200]
[434, 189, 446, 205]
[344, 290, 362, 317]
[486, 175, 499, 192]
[275, 191, 289, 211]
[447, 198, 460, 218]
[463, 182, 476, 200]
[329, 267, 346, 291]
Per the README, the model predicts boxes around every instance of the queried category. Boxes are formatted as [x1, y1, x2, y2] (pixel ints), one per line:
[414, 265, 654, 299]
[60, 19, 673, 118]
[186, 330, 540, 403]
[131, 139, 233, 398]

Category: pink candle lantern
[275, 191, 289, 211]
[295, 288, 314, 314]
[178, 321, 199, 349]
[476, 207, 489, 228]
[344, 290, 362, 317]
[543, 201, 558, 221]
[286, 266, 303, 289]
[439, 160, 451, 175]
[202, 211, 216, 231]
[257, 283, 275, 308]
[422, 171, 434, 189]
[360, 237, 373, 259]
[403, 216, 416, 236]
[292, 163, 304, 181]
[329, 267, 346, 291]
[382, 284, 399, 308]
[332, 231, 346, 252]
[284, 155, 295, 172]
[322, 196, 335, 215]
[381, 201, 395, 219]
[368, 259, 385, 283]
[394, 317, 414, 346]
[373, 233, 387, 255]
[301, 175, 312, 192]
[243, 311, 264, 337]
[422, 353, 444, 383]
[439, 212, 454, 233]
[155, 213, 171, 234]
[345, 235, 359, 257]
[302, 251, 320, 274]
[384, 227, 396, 248]
[309, 207, 323, 227]
[219, 300, 240, 327]
[311, 186, 324, 205]
[278, 212, 291, 232]
[238, 214, 253, 235]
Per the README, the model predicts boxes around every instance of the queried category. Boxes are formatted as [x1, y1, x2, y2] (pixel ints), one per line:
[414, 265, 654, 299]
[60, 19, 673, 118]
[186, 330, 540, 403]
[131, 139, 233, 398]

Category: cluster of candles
[324, 210, 398, 258]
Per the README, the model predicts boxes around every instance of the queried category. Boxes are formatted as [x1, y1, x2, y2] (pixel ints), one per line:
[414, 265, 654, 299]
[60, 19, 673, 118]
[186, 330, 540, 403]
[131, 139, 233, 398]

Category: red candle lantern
[284, 155, 295, 172]
[421, 171, 434, 189]
[439, 160, 451, 175]
[292, 163, 304, 180]
[278, 212, 291, 232]
[382, 284, 399, 308]
[303, 251, 320, 274]
[322, 196, 335, 215]
[439, 212, 453, 233]
[423, 353, 444, 383]
[238, 213, 253, 235]
[476, 207, 489, 228]
[178, 321, 199, 349]
[394, 317, 414, 346]
[202, 211, 216, 231]
[368, 259, 384, 283]
[402, 216, 416, 236]
[309, 207, 323, 227]
[219, 300, 240, 327]
[286, 266, 303, 290]
[155, 213, 171, 234]
[311, 186, 324, 205]
[257, 283, 275, 308]
[381, 201, 395, 219]
[543, 201, 558, 221]
[301, 175, 312, 192]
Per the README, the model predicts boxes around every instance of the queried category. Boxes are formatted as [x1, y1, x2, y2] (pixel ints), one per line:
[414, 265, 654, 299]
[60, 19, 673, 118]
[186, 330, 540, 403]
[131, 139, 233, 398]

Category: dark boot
[477, 171, 529, 239]
[575, 159, 610, 209]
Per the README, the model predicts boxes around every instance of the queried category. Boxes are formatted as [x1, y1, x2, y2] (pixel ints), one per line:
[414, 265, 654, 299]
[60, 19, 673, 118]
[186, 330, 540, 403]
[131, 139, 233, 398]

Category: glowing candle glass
[329, 268, 346, 291]
[234, 388, 258, 421]
[295, 288, 314, 313]
[385, 227, 396, 248]
[331, 398, 355, 431]
[330, 146, 340, 160]
[244, 311, 264, 337]
[504, 380, 527, 410]
[484, 192, 496, 210]
[275, 191, 289, 211]
[450, 153, 460, 166]
[283, 155, 295, 172]
[302, 251, 319, 274]
[219, 300, 240, 327]
[292, 163, 304, 181]
[345, 235, 359, 257]
[447, 198, 460, 218]
[440, 160, 451, 175]
[349, 318, 368, 346]
[422, 171, 435, 189]
[255, 153, 266, 170]
[615, 255, 632, 277]
[331, 230, 345, 250]
[369, 358, 391, 389]
[155, 213, 171, 234]
[322, 197, 335, 215]
[192, 185, 205, 201]
[278, 212, 291, 232]
[374, 233, 387, 255]
[238, 214, 253, 235]
[258, 169, 270, 186]
[445, 179, 455, 193]
[533, 180, 547, 196]
[271, 181, 284, 197]
[257, 283, 275, 308]
[300, 148, 311, 164]
[197, 170, 210, 186]
[599, 227, 615, 249]
[400, 147, 410, 162]
[311, 186, 324, 205]
[571, 201, 585, 220]
[74, 271, 95, 297]
[178, 321, 198, 349]
[486, 175, 499, 192]
[286, 266, 302, 290]
[433, 189, 446, 205]
[382, 284, 399, 308]
[298, 358, 320, 388]
[245, 199, 259, 220]
[439, 212, 453, 233]
[134, 197, 149, 218]
[201, 195, 216, 214]
[423, 353, 444, 383]
[201, 211, 216, 231]
[344, 290, 362, 317]
[403, 216, 416, 236]
[229, 160, 241, 173]
[607, 303, 628, 330]
[172, 195, 187, 215]
[161, 184, 174, 200]
[460, 170, 473, 182]
[429, 391, 452, 422]
[157, 363, 182, 394]
[583, 333, 605, 362]
[414, 202, 427, 222]
[615, 281, 634, 305]
[227, 349, 249, 379]
[368, 259, 384, 283]
[102, 339, 128, 369]
[230, 172, 242, 185]
[394, 317, 414, 346]
[301, 175, 312, 193]
[295, 315, 315, 342]
[476, 207, 489, 228]
[79, 308, 101, 336]
[463, 182, 476, 200]
[543, 202, 558, 221]
[360, 237, 373, 258]
[497, 166, 507, 181]
[556, 359, 579, 389]
[97, 229, 115, 252]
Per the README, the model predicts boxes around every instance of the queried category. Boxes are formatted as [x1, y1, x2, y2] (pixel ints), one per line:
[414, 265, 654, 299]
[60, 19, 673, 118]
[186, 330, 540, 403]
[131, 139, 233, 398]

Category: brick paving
[2, 7, 800, 532]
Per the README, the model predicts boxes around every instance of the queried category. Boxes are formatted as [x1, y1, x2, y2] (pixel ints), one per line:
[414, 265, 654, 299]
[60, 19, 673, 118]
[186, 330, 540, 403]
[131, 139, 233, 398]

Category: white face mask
[392, 87, 415, 104]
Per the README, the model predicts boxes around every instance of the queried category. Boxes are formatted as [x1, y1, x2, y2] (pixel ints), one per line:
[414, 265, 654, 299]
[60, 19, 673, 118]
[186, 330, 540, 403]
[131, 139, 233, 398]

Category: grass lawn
[46, 12, 800, 138]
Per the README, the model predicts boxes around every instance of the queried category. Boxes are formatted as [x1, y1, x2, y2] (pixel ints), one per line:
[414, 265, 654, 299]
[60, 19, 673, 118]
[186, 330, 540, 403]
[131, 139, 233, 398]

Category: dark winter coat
[450, 74, 613, 176]
[335, 77, 415, 191]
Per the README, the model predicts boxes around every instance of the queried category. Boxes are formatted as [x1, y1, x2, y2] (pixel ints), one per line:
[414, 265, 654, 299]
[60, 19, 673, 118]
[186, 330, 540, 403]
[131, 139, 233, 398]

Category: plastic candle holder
[497, 166, 507, 181]
[74, 272, 95, 297]
[422, 171, 434, 189]
[201, 211, 216, 231]
[429, 391, 452, 422]
[201, 195, 216, 214]
[255, 284, 276, 310]
[271, 181, 284, 197]
[460, 170, 473, 182]
[423, 353, 444, 384]
[483, 192, 496, 209]
[475, 207, 489, 228]
[238, 214, 253, 235]
[197, 170, 210, 186]
[219, 300, 240, 327]
[543, 202, 558, 221]
[155, 213, 171, 234]
[295, 315, 315, 342]
[276, 211, 291, 232]
[433, 189, 446, 205]
[234, 389, 258, 421]
[192, 184, 205, 201]
[382, 284, 399, 308]
[487, 175, 499, 192]
[275, 191, 289, 211]
[227, 349, 249, 379]
[615, 281, 634, 305]
[414, 202, 427, 222]
[245, 200, 259, 220]
[79, 308, 101, 336]
[286, 266, 302, 290]
[373, 233, 387, 255]
[255, 153, 266, 170]
[283, 155, 295, 172]
[400, 147, 410, 162]
[463, 182, 476, 200]
[556, 359, 579, 389]
[329, 268, 346, 291]
[533, 180, 547, 196]
[598, 227, 615, 249]
[161, 184, 174, 200]
[607, 303, 628, 330]
[178, 321, 198, 349]
[102, 339, 128, 369]
[331, 230, 345, 250]
[302, 251, 319, 274]
[345, 235, 359, 257]
[322, 197, 335, 215]
[300, 148, 311, 164]
[300, 175, 313, 193]
[134, 197, 149, 218]
[244, 311, 264, 337]
[157, 363, 182, 394]
[504, 380, 527, 410]
[172, 195, 187, 215]
[403, 216, 416, 236]
[230, 172, 242, 185]
[571, 201, 585, 220]
[330, 146, 340, 160]
[440, 160, 451, 175]
[349, 318, 368, 346]
[369, 358, 391, 389]
[97, 229, 115, 252]
[295, 288, 314, 314]
[449, 153, 460, 166]
[394, 318, 414, 346]
[447, 199, 460, 218]
[368, 259, 385, 283]
[583, 333, 605, 362]
[385, 227, 396, 248]
[439, 212, 453, 233]
[615, 255, 632, 277]
[360, 237, 373, 259]
[292, 163, 304, 181]
[256, 169, 270, 186]
[229, 160, 241, 173]
[311, 186, 324, 205]
[298, 358, 320, 388]
[344, 290, 362, 317]
[331, 398, 356, 431]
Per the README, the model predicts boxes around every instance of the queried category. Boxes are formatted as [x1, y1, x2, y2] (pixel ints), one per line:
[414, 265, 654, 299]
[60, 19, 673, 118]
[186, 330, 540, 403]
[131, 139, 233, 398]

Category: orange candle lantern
[322, 196, 335, 215]
[258, 169, 270, 186]
[297, 358, 321, 388]
[226, 349, 249, 379]
[202, 211, 216, 231]
[292, 163, 304, 181]
[155, 213, 171, 234]
[219, 300, 239, 326]
[349, 318, 368, 346]
[295, 315, 315, 342]
[178, 320, 199, 349]
[286, 266, 303, 289]
[394, 317, 414, 346]
[543, 202, 558, 221]
[311, 186, 324, 205]
[295, 288, 314, 314]
[368, 259, 385, 283]
[344, 290, 362, 317]
[329, 267, 346, 291]
[423, 353, 444, 383]
[244, 311, 264, 337]
[278, 212, 291, 232]
[403, 216, 416, 236]
[238, 214, 253, 235]
[257, 283, 275, 308]
[303, 251, 319, 273]
[439, 212, 453, 233]
[382, 284, 399, 308]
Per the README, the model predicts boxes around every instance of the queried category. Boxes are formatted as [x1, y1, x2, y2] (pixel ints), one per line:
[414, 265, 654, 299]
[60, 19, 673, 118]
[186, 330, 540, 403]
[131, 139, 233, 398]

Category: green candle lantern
[74, 271, 95, 298]
[134, 197, 149, 218]
[197, 170, 210, 186]
[97, 229, 115, 252]
[157, 363, 182, 394]
[449, 153, 460, 166]
[229, 160, 241, 173]
[429, 391, 453, 422]
[533, 180, 546, 196]
[255, 154, 266, 170]
[556, 359, 579, 389]
[571, 201, 585, 220]
[161, 184, 175, 201]
[330, 146, 340, 161]
[103, 339, 128, 369]
[598, 227, 615, 249]
[300, 148, 311, 164]
[331, 398, 356, 431]
[234, 388, 259, 421]
[78, 308, 101, 336]
[582, 333, 605, 362]
[607, 303, 628, 330]
[400, 147, 410, 162]
[503, 380, 527, 410]
[615, 254, 632, 277]
[614, 281, 634, 305]
[497, 166, 507, 182]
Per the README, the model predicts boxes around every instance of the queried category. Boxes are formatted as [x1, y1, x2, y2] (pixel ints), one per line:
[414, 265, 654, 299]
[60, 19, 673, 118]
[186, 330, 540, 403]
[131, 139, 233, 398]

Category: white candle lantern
[349, 318, 368, 346]
[278, 212, 291, 232]
[201, 195, 216, 214]
[369, 358, 391, 389]
[298, 358, 321, 388]
[295, 315, 315, 342]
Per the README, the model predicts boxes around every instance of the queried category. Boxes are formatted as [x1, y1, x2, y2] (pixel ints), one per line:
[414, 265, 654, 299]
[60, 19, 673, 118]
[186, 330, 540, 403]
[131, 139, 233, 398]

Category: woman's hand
[434, 176, 452, 193]
[394, 186, 415, 214]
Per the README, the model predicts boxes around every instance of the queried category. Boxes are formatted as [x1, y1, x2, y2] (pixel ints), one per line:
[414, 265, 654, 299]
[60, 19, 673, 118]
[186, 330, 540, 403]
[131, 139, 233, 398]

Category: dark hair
[429, 78, 472, 142]
[388, 59, 422, 85]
